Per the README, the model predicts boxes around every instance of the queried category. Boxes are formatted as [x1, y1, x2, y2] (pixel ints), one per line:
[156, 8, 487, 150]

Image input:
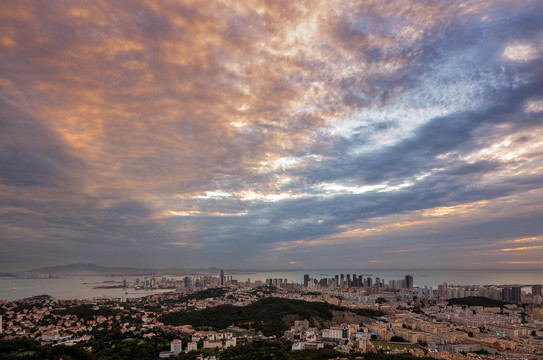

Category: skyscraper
[220, 269, 224, 286]
[304, 274, 310, 287]
[405, 275, 413, 289]
[532, 284, 542, 297]
[502, 286, 522, 303]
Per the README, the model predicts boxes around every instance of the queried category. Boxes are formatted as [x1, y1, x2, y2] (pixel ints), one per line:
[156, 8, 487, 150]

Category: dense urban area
[1, 272, 543, 359]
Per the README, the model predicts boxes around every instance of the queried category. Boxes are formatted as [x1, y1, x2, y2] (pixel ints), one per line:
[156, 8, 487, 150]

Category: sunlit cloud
[507, 236, 541, 244]
[169, 242, 202, 249]
[1, 0, 543, 270]
[524, 98, 543, 114]
[502, 245, 543, 252]
[502, 43, 540, 62]
[168, 210, 248, 217]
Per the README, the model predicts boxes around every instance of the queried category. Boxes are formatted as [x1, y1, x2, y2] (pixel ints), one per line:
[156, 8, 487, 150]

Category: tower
[303, 274, 310, 287]
[405, 275, 413, 289]
[502, 286, 522, 303]
[171, 339, 182, 355]
[220, 269, 224, 286]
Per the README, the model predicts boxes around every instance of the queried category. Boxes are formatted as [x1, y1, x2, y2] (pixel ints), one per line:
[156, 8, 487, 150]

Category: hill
[28, 263, 111, 274]
[159, 297, 383, 336]
[447, 296, 510, 308]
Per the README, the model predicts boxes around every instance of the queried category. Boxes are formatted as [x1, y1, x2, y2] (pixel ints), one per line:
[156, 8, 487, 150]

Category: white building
[186, 341, 198, 352]
[171, 339, 182, 355]
[42, 331, 59, 343]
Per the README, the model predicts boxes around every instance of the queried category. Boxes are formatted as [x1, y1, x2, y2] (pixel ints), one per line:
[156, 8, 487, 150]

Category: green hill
[159, 297, 383, 336]
[447, 296, 510, 308]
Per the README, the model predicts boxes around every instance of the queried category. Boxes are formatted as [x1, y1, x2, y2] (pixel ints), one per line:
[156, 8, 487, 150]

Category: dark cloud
[0, 101, 80, 187]
[1, 0, 542, 271]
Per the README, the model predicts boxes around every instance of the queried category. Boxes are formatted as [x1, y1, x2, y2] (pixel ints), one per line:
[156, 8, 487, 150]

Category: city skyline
[1, 1, 543, 272]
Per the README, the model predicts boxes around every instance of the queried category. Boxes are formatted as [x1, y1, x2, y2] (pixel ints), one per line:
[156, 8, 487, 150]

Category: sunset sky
[1, 1, 543, 271]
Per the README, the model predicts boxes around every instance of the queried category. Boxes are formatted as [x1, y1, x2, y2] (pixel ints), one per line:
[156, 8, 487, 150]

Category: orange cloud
[502, 245, 543, 252]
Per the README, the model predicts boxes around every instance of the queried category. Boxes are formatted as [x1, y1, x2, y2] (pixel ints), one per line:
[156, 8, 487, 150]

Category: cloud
[1, 0, 542, 270]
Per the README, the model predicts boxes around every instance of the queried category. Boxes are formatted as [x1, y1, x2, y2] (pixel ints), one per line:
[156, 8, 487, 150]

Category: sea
[1, 270, 542, 302]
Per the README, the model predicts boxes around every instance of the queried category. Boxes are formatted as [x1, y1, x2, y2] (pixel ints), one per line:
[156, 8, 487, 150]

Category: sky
[1, 1, 543, 272]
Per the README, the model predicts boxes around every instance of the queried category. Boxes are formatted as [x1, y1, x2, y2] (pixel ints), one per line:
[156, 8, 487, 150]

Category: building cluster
[159, 330, 237, 358]
[131, 274, 238, 291]
[284, 296, 543, 359]
[435, 283, 542, 304]
[1, 271, 543, 359]
[304, 273, 542, 305]
[0, 297, 166, 345]
[285, 320, 370, 353]
[303, 273, 419, 294]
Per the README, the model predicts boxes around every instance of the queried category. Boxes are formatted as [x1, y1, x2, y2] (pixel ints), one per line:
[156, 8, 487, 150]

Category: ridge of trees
[159, 297, 383, 336]
[446, 296, 510, 308]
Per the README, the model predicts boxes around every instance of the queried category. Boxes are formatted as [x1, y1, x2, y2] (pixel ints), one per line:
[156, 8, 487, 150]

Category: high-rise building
[532, 284, 542, 297]
[405, 275, 413, 289]
[304, 274, 310, 287]
[502, 286, 522, 303]
[438, 282, 448, 296]
[220, 269, 224, 286]
[341, 324, 350, 339]
[171, 339, 182, 355]
[346, 274, 351, 287]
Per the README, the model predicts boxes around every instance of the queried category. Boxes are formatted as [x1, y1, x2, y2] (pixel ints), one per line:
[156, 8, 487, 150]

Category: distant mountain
[191, 266, 220, 273]
[0, 272, 16, 278]
[24, 263, 222, 276]
[27, 263, 111, 274]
